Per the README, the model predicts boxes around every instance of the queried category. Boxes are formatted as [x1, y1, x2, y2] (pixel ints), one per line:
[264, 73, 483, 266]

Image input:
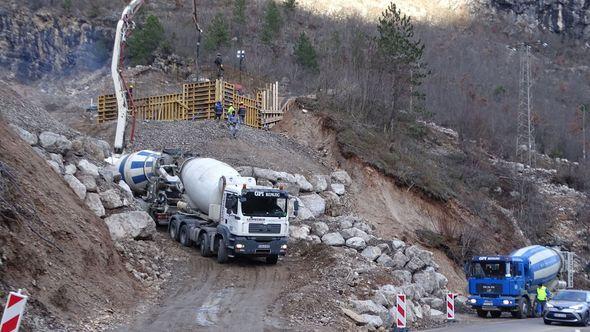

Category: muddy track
[118, 241, 294, 332]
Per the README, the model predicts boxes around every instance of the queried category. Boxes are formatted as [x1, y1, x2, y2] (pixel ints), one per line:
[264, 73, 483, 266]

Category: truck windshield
[471, 262, 508, 278]
[241, 196, 287, 217]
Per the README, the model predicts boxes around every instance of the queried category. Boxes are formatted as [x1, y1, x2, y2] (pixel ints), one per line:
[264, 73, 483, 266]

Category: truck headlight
[280, 244, 288, 250]
[469, 299, 477, 304]
[570, 304, 584, 310]
[502, 300, 511, 305]
[235, 243, 245, 249]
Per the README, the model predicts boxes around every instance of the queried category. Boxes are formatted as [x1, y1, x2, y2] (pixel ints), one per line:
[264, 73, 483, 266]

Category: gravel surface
[131, 120, 330, 175]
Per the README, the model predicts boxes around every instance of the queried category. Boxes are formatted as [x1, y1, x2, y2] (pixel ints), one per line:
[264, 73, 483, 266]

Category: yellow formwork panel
[97, 80, 282, 129]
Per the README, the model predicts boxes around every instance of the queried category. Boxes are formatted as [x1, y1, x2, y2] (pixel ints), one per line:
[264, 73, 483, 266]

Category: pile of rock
[290, 215, 461, 330]
[237, 166, 352, 218]
[10, 126, 156, 242]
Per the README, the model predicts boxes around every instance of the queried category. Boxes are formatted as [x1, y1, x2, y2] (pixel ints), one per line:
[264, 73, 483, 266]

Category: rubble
[9, 124, 38, 145]
[100, 189, 125, 209]
[85, 193, 106, 217]
[321, 232, 345, 246]
[64, 174, 86, 200]
[39, 131, 72, 154]
[299, 193, 326, 217]
[78, 159, 100, 177]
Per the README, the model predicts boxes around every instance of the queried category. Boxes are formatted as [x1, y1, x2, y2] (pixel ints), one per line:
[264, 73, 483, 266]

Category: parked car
[544, 290, 590, 326]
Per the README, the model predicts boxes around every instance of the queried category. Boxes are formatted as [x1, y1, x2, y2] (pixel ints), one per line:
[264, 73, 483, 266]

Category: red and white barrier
[0, 290, 28, 332]
[396, 294, 407, 328]
[446, 293, 455, 320]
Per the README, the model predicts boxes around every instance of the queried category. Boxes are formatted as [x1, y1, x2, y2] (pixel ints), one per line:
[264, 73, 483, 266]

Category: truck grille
[248, 223, 281, 234]
[476, 283, 503, 294]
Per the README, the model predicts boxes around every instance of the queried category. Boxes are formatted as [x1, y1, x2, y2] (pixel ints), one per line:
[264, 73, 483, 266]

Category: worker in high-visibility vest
[536, 284, 551, 315]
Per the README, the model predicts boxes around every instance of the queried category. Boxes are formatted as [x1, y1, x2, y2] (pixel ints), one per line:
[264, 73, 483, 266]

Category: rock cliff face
[0, 7, 113, 81]
[490, 0, 590, 38]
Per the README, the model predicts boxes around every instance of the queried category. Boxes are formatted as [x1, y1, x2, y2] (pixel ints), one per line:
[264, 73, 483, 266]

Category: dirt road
[113, 243, 295, 332]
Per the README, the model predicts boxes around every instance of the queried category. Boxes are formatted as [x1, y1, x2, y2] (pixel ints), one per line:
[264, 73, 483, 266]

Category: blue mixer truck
[467, 245, 572, 318]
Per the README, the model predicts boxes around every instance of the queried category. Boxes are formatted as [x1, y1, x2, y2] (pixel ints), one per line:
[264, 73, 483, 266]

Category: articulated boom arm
[112, 0, 145, 154]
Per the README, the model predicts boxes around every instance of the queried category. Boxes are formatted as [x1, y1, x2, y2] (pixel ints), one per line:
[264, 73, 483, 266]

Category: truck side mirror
[293, 200, 299, 217]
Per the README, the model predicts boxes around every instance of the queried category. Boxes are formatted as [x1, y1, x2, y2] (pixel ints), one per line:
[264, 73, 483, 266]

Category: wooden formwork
[97, 80, 282, 129]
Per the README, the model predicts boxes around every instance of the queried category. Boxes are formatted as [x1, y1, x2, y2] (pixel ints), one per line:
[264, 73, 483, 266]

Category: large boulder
[39, 131, 72, 154]
[299, 193, 325, 217]
[435, 272, 449, 289]
[330, 183, 346, 195]
[99, 165, 121, 183]
[321, 232, 345, 246]
[345, 237, 367, 250]
[64, 164, 77, 175]
[77, 174, 97, 192]
[236, 166, 254, 177]
[64, 174, 86, 200]
[85, 193, 105, 217]
[252, 168, 295, 183]
[413, 269, 440, 295]
[104, 211, 156, 241]
[376, 254, 395, 268]
[341, 307, 367, 326]
[392, 251, 409, 269]
[360, 314, 383, 329]
[399, 283, 426, 301]
[309, 174, 328, 192]
[311, 221, 329, 237]
[340, 227, 372, 242]
[405, 245, 437, 272]
[294, 174, 313, 192]
[100, 189, 124, 209]
[289, 225, 310, 240]
[361, 246, 382, 261]
[331, 170, 352, 186]
[72, 137, 111, 160]
[322, 191, 343, 217]
[391, 239, 406, 250]
[9, 124, 37, 145]
[78, 159, 100, 177]
[46, 160, 61, 174]
[422, 297, 445, 311]
[391, 269, 412, 284]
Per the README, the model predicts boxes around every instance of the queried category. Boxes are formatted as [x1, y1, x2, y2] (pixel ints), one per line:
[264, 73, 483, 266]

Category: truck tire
[199, 233, 212, 257]
[477, 309, 488, 318]
[266, 254, 279, 265]
[490, 311, 502, 318]
[216, 238, 228, 263]
[512, 297, 529, 319]
[179, 224, 192, 247]
[169, 219, 179, 241]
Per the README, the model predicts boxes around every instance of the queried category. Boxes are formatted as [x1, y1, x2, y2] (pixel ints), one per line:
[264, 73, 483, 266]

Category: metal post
[237, 50, 245, 83]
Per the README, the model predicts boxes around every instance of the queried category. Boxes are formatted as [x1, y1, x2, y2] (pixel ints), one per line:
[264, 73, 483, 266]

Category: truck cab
[218, 186, 290, 258]
[467, 256, 532, 318]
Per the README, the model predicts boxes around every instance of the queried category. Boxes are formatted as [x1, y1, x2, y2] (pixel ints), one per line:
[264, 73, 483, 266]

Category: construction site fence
[98, 80, 282, 129]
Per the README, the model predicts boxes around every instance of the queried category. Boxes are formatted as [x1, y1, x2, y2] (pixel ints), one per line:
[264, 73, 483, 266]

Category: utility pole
[237, 50, 245, 83]
[516, 44, 535, 167]
[581, 104, 588, 161]
[192, 0, 203, 79]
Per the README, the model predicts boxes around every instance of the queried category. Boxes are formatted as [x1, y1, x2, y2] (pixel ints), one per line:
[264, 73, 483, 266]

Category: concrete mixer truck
[467, 245, 574, 319]
[117, 151, 292, 264]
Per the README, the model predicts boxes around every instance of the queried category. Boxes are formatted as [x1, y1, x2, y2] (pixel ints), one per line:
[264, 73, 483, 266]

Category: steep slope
[0, 119, 139, 330]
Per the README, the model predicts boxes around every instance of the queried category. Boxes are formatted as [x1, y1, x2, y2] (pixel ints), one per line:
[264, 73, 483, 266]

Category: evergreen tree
[294, 32, 318, 72]
[127, 15, 165, 65]
[204, 13, 230, 51]
[261, 1, 282, 45]
[377, 2, 428, 115]
[284, 0, 297, 10]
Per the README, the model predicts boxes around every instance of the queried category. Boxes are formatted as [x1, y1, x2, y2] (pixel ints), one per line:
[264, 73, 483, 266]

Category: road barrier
[446, 293, 455, 320]
[0, 290, 28, 332]
[396, 294, 407, 329]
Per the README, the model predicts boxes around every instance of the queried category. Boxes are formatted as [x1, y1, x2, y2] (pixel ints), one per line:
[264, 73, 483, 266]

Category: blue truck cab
[467, 246, 563, 319]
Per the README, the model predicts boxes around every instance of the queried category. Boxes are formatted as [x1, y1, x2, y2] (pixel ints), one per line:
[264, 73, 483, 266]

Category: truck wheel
[199, 233, 212, 257]
[216, 238, 228, 263]
[512, 297, 529, 319]
[477, 309, 488, 318]
[490, 311, 502, 318]
[179, 225, 192, 247]
[266, 254, 279, 265]
[169, 219, 179, 241]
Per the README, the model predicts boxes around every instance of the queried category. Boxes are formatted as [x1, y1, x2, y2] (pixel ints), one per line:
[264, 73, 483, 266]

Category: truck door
[224, 193, 238, 231]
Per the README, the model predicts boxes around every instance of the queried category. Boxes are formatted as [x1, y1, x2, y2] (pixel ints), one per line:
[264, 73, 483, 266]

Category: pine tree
[261, 1, 282, 45]
[127, 15, 165, 65]
[294, 32, 318, 72]
[204, 13, 230, 51]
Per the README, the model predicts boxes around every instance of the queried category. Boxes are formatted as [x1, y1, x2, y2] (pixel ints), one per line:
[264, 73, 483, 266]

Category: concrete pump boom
[112, 0, 144, 154]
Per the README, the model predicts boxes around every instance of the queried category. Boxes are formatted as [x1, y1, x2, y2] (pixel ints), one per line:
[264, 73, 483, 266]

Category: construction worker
[214, 53, 224, 78]
[536, 283, 551, 315]
[228, 110, 239, 139]
[238, 102, 246, 124]
[214, 100, 223, 121]
[227, 104, 236, 117]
